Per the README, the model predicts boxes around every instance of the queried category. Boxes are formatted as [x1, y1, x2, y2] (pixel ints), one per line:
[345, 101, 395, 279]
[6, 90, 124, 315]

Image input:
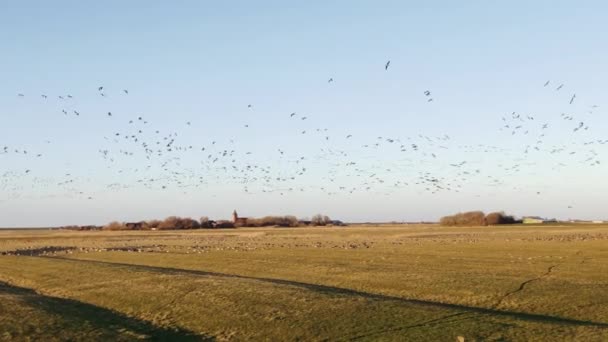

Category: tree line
[439, 211, 519, 226]
[60, 214, 344, 231]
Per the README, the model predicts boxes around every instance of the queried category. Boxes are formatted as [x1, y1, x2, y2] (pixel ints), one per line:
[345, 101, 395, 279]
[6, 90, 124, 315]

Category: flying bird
[385, 60, 390, 70]
[569, 94, 576, 104]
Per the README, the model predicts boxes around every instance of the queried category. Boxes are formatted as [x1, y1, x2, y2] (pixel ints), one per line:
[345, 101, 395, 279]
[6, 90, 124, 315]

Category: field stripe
[0, 280, 208, 341]
[50, 256, 608, 329]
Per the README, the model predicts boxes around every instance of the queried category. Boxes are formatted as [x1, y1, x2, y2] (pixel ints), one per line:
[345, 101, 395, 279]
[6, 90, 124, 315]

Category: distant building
[523, 216, 557, 224]
[125, 222, 145, 230]
[232, 210, 248, 227]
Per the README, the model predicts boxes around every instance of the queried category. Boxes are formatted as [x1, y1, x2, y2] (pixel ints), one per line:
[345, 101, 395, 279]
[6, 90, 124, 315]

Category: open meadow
[1, 224, 608, 341]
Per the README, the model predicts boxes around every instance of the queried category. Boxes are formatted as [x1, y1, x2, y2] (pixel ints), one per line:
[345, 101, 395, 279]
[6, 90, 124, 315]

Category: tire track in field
[493, 265, 558, 308]
[46, 256, 608, 329]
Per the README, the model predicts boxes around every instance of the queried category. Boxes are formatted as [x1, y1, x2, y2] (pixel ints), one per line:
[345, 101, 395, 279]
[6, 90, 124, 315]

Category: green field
[1, 225, 607, 341]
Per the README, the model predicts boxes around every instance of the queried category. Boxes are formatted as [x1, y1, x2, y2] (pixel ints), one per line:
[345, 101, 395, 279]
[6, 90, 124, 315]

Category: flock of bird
[2, 60, 605, 210]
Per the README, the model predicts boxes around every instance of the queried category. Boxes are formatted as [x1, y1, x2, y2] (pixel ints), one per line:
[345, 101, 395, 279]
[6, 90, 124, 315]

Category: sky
[1, 1, 607, 227]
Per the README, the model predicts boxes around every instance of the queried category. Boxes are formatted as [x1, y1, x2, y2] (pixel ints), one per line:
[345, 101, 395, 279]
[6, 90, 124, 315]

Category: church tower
[232, 210, 238, 223]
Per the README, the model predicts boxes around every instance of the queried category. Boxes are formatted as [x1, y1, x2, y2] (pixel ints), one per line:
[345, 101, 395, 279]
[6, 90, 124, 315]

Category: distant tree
[200, 216, 212, 228]
[214, 220, 235, 228]
[440, 211, 518, 227]
[439, 215, 456, 226]
[486, 212, 518, 225]
[158, 216, 200, 230]
[284, 215, 299, 227]
[244, 216, 300, 227]
[323, 215, 331, 225]
[182, 218, 200, 229]
[440, 211, 486, 226]
[158, 216, 179, 230]
[103, 221, 126, 230]
[146, 220, 161, 229]
[311, 214, 328, 226]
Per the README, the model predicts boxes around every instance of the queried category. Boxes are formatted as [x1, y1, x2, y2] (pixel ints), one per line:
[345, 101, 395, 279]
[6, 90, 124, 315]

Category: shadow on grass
[0, 281, 212, 341]
[55, 257, 608, 329]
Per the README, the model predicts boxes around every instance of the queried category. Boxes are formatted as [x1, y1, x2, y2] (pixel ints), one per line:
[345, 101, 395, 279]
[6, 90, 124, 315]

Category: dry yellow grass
[1, 224, 607, 341]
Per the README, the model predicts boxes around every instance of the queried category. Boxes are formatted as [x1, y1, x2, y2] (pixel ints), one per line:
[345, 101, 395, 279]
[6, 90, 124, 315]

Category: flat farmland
[1, 225, 607, 341]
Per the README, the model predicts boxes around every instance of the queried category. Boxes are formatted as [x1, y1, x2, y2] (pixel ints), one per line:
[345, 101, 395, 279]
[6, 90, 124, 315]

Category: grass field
[1, 224, 607, 341]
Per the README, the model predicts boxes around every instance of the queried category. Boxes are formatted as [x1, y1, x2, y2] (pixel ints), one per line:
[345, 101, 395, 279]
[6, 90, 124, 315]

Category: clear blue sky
[1, 1, 607, 227]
